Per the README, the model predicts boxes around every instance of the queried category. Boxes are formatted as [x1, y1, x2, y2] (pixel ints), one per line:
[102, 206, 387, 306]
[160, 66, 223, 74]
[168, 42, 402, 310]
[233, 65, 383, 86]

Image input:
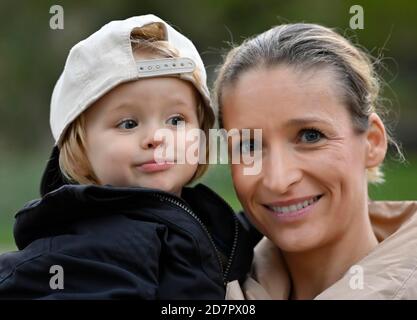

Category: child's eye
[298, 128, 325, 143]
[166, 115, 185, 127]
[118, 119, 138, 130]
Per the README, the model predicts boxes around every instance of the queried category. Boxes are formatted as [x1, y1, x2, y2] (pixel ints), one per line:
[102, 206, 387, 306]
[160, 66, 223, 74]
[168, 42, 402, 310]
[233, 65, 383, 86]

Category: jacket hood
[226, 200, 417, 300]
[14, 184, 260, 264]
[14, 184, 164, 249]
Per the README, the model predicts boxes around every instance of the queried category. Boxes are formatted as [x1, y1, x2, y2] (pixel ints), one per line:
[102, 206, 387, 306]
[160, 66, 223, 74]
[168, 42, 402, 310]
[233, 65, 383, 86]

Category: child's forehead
[119, 77, 198, 103]
[85, 77, 200, 117]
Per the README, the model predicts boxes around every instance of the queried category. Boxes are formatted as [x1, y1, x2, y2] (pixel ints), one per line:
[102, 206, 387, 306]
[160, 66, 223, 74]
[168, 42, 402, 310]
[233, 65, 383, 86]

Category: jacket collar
[14, 184, 181, 249]
[15, 184, 233, 248]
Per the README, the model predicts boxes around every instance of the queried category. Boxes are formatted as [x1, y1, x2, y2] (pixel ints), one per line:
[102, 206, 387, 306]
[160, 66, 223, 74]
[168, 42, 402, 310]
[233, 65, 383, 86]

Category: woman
[215, 23, 417, 299]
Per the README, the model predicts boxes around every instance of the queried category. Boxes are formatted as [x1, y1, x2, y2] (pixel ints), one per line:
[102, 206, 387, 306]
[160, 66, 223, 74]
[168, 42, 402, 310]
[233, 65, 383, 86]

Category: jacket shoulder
[0, 215, 166, 299]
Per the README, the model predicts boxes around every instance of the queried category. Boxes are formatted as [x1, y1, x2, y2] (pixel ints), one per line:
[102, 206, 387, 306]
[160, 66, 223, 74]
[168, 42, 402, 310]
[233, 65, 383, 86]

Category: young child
[0, 15, 259, 299]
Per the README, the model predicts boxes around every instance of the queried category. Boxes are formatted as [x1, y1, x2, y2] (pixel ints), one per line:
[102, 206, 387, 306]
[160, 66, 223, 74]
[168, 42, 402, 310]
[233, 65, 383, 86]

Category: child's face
[83, 77, 201, 196]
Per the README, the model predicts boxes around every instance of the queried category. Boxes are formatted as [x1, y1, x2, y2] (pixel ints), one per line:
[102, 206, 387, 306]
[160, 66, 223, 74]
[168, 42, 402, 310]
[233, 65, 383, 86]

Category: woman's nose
[262, 147, 302, 194]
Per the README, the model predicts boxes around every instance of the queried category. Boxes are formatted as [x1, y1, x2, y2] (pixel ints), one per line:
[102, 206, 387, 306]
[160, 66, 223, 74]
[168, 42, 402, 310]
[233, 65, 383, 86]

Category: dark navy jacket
[0, 183, 261, 299]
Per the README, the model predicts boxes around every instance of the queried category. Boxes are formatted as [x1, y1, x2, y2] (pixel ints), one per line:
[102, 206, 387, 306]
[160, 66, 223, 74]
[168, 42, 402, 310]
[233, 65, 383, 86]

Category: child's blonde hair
[59, 22, 213, 185]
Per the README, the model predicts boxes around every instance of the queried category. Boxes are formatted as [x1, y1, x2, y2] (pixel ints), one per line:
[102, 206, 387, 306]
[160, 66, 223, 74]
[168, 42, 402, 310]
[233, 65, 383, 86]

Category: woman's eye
[240, 140, 258, 154]
[167, 115, 185, 127]
[299, 129, 324, 143]
[118, 119, 138, 130]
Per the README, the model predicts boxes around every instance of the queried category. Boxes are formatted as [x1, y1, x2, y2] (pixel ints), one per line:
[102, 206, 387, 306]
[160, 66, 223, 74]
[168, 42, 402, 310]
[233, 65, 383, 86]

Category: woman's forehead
[222, 65, 348, 127]
[226, 65, 339, 100]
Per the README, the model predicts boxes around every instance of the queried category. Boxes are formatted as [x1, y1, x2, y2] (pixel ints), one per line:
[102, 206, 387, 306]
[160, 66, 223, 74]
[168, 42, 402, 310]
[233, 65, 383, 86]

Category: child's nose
[140, 125, 164, 150]
[141, 135, 163, 150]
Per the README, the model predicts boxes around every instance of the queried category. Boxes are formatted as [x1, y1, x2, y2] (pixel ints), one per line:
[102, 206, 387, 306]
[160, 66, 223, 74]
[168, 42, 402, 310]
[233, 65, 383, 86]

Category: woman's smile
[263, 194, 324, 223]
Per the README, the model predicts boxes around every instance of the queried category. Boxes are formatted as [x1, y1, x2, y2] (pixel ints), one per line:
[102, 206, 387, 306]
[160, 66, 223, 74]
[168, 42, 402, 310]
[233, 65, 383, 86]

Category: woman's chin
[268, 229, 325, 253]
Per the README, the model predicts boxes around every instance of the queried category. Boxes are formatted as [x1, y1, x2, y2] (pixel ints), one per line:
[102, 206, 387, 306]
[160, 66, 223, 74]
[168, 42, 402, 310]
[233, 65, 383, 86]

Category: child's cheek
[180, 129, 202, 164]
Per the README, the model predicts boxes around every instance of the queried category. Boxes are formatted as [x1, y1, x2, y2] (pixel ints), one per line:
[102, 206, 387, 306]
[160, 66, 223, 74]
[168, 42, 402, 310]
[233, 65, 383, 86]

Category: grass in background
[1, 151, 416, 254]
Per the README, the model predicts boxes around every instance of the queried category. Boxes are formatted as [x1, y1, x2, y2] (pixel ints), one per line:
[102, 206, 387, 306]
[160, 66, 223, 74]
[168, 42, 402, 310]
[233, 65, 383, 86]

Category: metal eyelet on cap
[136, 57, 196, 78]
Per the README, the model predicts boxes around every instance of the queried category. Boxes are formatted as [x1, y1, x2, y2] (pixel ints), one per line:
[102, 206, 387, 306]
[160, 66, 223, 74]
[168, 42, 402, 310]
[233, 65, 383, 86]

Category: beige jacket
[227, 201, 417, 300]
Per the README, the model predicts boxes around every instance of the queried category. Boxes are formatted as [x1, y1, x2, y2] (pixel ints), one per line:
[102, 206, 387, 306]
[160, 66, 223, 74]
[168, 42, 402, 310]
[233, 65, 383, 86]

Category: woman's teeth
[268, 195, 321, 214]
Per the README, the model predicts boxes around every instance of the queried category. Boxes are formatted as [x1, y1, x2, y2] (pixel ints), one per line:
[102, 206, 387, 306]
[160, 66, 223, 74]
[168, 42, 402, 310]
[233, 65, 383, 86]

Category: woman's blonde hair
[214, 23, 404, 184]
[59, 22, 214, 185]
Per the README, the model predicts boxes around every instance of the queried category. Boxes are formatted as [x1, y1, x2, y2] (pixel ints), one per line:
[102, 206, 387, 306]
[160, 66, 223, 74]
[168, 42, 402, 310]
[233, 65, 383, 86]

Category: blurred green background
[1, 0, 416, 253]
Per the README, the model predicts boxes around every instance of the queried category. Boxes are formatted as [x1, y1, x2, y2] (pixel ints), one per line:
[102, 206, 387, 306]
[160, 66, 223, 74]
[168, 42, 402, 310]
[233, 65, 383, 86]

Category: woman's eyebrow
[284, 116, 335, 128]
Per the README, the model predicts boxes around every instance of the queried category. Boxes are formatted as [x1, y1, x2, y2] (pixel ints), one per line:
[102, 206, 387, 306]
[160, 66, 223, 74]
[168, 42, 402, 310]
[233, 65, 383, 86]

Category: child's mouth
[136, 160, 175, 173]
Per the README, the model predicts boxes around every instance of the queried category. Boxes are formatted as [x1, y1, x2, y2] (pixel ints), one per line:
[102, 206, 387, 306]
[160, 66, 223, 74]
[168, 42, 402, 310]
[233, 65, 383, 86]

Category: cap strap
[136, 57, 196, 77]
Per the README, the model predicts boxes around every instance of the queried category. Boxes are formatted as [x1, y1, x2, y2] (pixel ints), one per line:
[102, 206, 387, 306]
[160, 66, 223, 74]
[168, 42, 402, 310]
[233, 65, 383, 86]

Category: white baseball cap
[51, 14, 214, 146]
[41, 14, 214, 196]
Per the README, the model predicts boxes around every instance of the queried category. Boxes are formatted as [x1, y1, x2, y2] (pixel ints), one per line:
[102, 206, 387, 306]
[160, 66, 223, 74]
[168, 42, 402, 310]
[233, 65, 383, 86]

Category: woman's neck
[282, 210, 379, 300]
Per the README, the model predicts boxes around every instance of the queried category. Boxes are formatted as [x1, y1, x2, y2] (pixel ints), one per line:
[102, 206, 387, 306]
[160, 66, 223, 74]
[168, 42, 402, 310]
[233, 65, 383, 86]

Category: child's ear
[365, 113, 388, 168]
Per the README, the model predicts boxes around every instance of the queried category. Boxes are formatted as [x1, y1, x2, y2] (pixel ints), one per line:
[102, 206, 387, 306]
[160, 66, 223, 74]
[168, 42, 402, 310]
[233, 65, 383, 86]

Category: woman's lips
[263, 194, 324, 222]
[136, 161, 174, 173]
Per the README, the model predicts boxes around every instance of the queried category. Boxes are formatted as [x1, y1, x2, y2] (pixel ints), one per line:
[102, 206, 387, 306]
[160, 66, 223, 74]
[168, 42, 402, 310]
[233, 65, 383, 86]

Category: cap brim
[40, 146, 69, 197]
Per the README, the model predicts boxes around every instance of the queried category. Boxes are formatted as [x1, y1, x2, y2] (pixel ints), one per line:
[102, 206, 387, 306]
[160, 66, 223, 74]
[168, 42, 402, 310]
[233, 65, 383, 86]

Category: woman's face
[221, 65, 383, 253]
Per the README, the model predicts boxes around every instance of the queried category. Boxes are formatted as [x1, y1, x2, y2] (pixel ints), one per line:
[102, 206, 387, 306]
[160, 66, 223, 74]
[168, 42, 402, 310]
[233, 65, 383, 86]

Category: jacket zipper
[154, 193, 239, 286]
[221, 200, 239, 284]
[195, 185, 242, 284]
